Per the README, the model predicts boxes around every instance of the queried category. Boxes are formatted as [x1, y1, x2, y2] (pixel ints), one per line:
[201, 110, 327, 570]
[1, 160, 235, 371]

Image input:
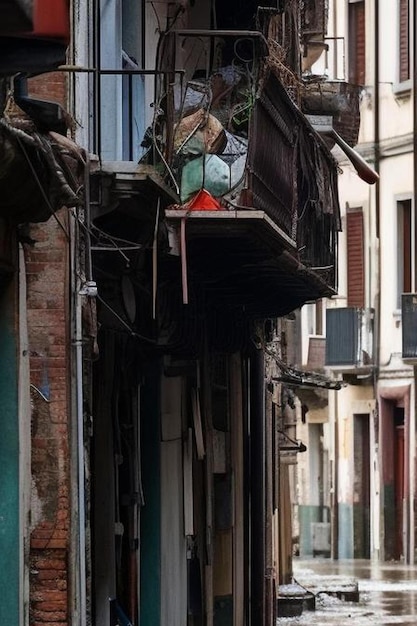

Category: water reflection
[277, 559, 417, 625]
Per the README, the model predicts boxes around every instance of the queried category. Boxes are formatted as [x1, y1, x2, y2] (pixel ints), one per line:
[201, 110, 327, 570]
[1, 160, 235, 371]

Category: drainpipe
[76, 247, 87, 626]
[373, 0, 382, 563]
[250, 346, 265, 625]
[331, 390, 339, 560]
[332, 0, 338, 79]
[374, 0, 380, 234]
[73, 156, 95, 626]
[411, 0, 417, 565]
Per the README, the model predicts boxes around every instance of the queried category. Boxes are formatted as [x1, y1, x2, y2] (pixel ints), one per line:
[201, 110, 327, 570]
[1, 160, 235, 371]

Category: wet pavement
[277, 558, 417, 625]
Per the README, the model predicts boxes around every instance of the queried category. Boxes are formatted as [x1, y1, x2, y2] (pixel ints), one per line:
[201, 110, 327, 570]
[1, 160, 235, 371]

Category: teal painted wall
[0, 285, 19, 624]
[338, 503, 354, 559]
[382, 484, 396, 560]
[298, 505, 322, 556]
[140, 359, 161, 626]
[353, 503, 370, 558]
[214, 595, 233, 626]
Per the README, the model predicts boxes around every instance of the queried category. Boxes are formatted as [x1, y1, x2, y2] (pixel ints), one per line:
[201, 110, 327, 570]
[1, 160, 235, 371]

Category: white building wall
[316, 0, 417, 562]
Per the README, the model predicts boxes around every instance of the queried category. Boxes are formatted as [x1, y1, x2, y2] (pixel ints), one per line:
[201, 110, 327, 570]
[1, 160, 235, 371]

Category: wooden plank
[161, 375, 187, 626]
[265, 388, 274, 626]
[213, 531, 233, 597]
[165, 209, 296, 250]
[161, 438, 187, 626]
[230, 353, 244, 626]
[202, 350, 214, 626]
[183, 428, 194, 536]
[161, 376, 182, 442]
[213, 429, 226, 474]
[192, 387, 205, 460]
[279, 464, 293, 585]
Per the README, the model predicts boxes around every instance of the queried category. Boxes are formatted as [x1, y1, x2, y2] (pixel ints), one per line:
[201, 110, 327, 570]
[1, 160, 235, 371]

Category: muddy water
[277, 559, 417, 625]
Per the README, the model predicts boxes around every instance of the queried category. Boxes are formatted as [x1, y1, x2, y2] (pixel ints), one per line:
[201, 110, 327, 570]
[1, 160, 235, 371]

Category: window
[397, 199, 415, 307]
[348, 0, 366, 86]
[305, 300, 324, 336]
[346, 208, 365, 308]
[315, 299, 323, 335]
[99, 0, 145, 160]
[399, 0, 410, 83]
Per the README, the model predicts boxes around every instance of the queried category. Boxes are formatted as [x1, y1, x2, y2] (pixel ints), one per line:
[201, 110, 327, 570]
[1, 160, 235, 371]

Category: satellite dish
[121, 275, 136, 323]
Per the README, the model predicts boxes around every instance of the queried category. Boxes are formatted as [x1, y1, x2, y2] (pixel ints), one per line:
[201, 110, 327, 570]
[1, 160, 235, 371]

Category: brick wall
[29, 72, 67, 106]
[26, 210, 71, 626]
[24, 63, 72, 626]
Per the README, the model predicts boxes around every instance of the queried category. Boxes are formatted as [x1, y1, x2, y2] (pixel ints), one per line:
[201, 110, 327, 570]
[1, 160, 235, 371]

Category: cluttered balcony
[92, 21, 342, 329]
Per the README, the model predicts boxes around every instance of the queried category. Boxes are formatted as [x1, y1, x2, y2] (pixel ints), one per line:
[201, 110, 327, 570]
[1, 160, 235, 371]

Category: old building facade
[296, 0, 417, 566]
[0, 1, 351, 625]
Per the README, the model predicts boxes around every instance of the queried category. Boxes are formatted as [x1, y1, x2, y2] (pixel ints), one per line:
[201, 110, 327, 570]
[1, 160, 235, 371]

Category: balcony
[90, 22, 342, 352]
[301, 80, 361, 149]
[326, 307, 374, 371]
[93, 31, 341, 315]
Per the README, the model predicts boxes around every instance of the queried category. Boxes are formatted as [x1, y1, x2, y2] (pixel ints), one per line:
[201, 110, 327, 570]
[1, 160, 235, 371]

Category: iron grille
[402, 293, 417, 359]
[326, 307, 374, 367]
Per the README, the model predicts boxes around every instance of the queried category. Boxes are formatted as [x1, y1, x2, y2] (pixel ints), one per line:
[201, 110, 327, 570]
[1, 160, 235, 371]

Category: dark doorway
[394, 407, 405, 559]
[381, 398, 406, 561]
[353, 414, 370, 558]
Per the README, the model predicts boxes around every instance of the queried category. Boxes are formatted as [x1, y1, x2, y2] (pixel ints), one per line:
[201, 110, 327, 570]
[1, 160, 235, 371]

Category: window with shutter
[399, 0, 410, 83]
[346, 209, 365, 308]
[348, 0, 366, 86]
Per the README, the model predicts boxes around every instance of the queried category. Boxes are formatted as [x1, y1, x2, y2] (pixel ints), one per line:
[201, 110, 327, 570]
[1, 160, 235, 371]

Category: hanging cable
[96, 294, 156, 344]
[13, 132, 71, 240]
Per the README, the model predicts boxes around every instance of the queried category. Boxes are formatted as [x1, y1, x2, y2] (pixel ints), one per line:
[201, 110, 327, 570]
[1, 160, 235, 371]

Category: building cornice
[336, 132, 414, 166]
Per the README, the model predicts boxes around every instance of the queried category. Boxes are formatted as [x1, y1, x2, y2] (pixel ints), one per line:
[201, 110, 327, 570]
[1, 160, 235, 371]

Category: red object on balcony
[32, 0, 69, 41]
[185, 189, 221, 211]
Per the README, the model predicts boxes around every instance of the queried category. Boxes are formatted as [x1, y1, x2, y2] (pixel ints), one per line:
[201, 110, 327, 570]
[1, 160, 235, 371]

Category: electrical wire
[91, 245, 144, 252]
[14, 133, 71, 241]
[96, 293, 156, 344]
[73, 211, 146, 267]
[259, 331, 343, 390]
[90, 222, 146, 248]
[151, 95, 181, 195]
[149, 1, 162, 33]
[30, 383, 51, 403]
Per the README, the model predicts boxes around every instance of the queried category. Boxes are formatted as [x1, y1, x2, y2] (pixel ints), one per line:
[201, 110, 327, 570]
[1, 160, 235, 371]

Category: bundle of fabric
[0, 115, 85, 223]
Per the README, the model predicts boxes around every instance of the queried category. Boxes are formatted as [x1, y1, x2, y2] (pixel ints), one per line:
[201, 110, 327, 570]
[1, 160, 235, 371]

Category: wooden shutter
[347, 209, 365, 307]
[399, 0, 410, 83]
[348, 1, 366, 85]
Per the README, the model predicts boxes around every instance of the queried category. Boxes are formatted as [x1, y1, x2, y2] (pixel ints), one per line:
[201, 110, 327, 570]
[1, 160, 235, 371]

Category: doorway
[379, 388, 409, 562]
[353, 414, 370, 558]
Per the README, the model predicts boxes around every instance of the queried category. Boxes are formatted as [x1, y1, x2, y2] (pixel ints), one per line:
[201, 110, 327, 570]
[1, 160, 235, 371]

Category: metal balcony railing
[402, 294, 417, 360]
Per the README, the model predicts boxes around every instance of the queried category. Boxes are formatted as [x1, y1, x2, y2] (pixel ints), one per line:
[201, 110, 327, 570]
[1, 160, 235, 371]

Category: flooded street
[277, 559, 417, 625]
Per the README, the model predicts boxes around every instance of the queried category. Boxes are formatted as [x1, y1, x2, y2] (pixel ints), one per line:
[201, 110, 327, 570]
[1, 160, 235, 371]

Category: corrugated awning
[273, 370, 342, 391]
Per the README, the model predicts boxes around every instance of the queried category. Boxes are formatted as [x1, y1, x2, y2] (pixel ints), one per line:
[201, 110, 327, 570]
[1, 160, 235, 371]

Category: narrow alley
[277, 559, 417, 625]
